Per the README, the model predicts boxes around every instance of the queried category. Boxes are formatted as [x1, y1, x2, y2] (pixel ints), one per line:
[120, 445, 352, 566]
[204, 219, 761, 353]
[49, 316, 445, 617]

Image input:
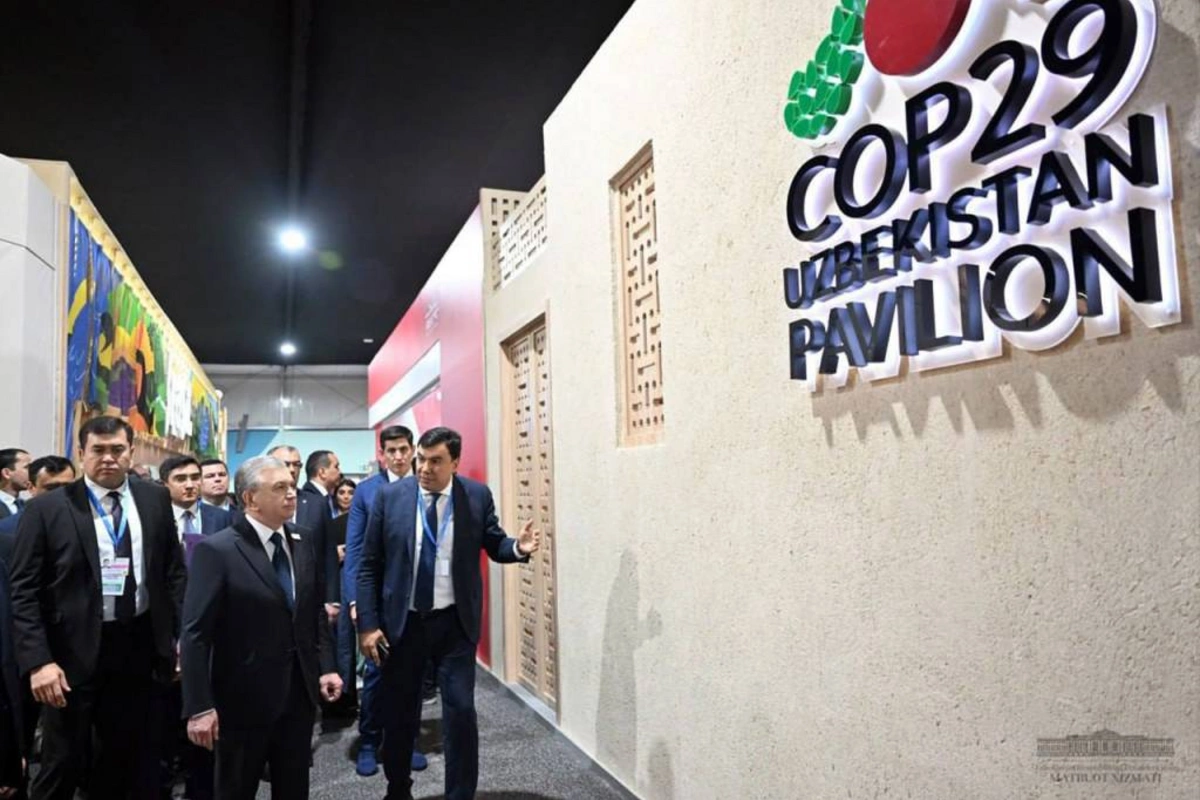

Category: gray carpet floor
[263, 668, 632, 800]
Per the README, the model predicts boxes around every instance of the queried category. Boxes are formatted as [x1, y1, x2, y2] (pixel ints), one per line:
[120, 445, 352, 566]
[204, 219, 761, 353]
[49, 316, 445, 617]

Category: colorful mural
[65, 210, 222, 459]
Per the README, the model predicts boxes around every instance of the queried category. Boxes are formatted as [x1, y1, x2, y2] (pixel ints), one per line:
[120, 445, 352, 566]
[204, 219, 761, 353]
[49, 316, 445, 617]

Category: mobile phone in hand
[376, 639, 390, 661]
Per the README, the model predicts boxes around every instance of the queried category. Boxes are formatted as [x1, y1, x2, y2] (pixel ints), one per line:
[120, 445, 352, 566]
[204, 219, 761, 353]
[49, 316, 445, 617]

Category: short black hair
[417, 427, 462, 461]
[79, 416, 134, 450]
[160, 455, 201, 481]
[305, 450, 335, 479]
[0, 448, 29, 473]
[199, 458, 227, 470]
[379, 425, 414, 448]
[337, 477, 357, 492]
[29, 456, 74, 485]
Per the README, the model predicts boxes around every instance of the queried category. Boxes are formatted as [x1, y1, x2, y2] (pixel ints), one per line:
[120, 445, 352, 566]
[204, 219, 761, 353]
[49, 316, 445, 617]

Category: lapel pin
[290, 532, 302, 541]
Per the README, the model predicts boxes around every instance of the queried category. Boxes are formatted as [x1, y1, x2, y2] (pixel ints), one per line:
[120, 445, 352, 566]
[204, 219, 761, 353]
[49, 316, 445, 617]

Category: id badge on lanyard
[86, 488, 130, 595]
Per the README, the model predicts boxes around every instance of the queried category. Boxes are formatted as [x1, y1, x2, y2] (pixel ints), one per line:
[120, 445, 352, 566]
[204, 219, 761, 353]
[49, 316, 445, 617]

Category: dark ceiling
[0, 0, 634, 364]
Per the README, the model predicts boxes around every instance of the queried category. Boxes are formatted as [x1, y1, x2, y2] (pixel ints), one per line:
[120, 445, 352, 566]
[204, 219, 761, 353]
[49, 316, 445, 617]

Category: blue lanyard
[416, 491, 453, 552]
[86, 486, 128, 550]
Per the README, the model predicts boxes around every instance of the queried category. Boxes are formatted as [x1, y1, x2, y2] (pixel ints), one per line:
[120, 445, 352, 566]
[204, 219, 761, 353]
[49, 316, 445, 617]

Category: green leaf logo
[784, 0, 866, 140]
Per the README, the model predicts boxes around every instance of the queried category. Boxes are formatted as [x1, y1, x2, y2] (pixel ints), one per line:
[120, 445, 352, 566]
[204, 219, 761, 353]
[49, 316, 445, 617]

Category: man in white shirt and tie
[181, 455, 342, 799]
[8, 416, 187, 799]
[0, 449, 31, 520]
[357, 427, 540, 800]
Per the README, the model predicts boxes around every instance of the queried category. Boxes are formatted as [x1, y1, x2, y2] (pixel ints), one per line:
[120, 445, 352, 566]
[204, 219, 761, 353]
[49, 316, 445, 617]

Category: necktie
[13, 498, 24, 512]
[109, 491, 136, 621]
[181, 510, 202, 566]
[269, 532, 295, 610]
[413, 493, 439, 612]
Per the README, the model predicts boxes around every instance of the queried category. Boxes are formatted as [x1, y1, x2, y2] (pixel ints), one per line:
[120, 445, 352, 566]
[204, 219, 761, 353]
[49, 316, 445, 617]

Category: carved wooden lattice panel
[503, 320, 558, 709]
[480, 189, 526, 291]
[532, 327, 557, 703]
[496, 177, 548, 290]
[614, 148, 664, 445]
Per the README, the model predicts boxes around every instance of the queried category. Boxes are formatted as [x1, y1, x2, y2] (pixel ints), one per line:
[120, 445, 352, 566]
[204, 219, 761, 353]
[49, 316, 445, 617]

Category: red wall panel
[367, 207, 493, 664]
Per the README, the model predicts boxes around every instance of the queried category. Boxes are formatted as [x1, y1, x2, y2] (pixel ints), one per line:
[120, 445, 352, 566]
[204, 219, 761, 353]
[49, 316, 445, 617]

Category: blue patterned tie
[413, 493, 439, 611]
[269, 532, 295, 610]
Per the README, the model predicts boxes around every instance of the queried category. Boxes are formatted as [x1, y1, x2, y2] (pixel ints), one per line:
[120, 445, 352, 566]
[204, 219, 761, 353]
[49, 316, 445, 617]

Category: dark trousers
[214, 662, 314, 800]
[380, 607, 477, 800]
[0, 699, 25, 798]
[157, 680, 214, 800]
[31, 615, 158, 800]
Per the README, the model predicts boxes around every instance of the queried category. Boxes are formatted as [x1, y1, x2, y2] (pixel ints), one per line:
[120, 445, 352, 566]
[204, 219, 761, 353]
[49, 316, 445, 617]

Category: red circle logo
[864, 0, 973, 76]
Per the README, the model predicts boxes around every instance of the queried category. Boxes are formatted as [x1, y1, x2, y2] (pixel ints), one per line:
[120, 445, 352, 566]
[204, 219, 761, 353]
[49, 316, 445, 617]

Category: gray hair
[234, 455, 288, 504]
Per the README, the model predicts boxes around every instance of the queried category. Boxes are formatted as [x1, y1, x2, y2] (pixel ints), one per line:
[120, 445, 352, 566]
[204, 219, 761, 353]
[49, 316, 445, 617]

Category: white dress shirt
[412, 481, 455, 610]
[0, 489, 19, 515]
[386, 468, 409, 483]
[84, 476, 147, 620]
[244, 514, 295, 584]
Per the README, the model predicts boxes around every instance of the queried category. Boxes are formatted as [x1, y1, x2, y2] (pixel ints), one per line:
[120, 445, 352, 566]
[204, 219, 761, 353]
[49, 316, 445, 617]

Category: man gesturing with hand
[358, 426, 539, 800]
[181, 456, 341, 799]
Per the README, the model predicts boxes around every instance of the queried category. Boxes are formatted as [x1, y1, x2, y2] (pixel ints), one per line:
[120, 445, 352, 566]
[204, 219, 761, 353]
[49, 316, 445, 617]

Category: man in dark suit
[0, 457, 76, 544]
[180, 455, 342, 799]
[358, 426, 540, 800]
[0, 449, 31, 520]
[161, 455, 233, 566]
[158, 455, 233, 800]
[0, 455, 76, 795]
[198, 459, 236, 513]
[300, 449, 342, 520]
[8, 416, 188, 800]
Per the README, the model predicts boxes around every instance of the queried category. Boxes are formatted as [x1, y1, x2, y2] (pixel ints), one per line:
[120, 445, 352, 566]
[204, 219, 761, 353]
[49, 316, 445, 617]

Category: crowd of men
[0, 418, 540, 800]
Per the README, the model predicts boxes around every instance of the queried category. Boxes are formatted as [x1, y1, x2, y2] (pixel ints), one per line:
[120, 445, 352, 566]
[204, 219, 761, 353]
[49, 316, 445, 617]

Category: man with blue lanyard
[358, 427, 540, 800]
[8, 416, 187, 800]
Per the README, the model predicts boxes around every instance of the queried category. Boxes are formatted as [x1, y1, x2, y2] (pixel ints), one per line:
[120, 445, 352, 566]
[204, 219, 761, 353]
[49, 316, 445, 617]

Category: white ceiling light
[278, 226, 309, 254]
[279, 341, 297, 357]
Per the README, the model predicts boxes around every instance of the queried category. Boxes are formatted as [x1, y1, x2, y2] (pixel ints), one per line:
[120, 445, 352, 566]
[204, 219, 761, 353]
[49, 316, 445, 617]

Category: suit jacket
[180, 518, 335, 727]
[0, 540, 22, 759]
[341, 472, 392, 607]
[357, 475, 528, 646]
[7, 478, 187, 685]
[0, 514, 18, 552]
[0, 502, 11, 520]
[196, 503, 232, 535]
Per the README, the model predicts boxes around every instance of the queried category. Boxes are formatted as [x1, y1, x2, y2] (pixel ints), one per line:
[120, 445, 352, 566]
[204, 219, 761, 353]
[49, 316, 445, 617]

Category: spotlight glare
[278, 226, 309, 254]
[279, 341, 297, 357]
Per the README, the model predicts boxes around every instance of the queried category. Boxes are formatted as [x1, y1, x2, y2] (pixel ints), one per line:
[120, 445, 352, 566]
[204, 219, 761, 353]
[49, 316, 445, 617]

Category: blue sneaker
[356, 744, 379, 777]
[411, 750, 428, 771]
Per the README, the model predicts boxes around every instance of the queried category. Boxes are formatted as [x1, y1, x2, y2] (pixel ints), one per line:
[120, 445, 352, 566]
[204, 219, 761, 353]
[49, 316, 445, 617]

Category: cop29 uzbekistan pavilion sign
[782, 0, 1180, 390]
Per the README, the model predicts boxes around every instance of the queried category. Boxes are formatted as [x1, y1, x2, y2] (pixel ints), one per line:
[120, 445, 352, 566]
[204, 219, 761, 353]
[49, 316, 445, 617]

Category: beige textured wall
[484, 0, 1200, 797]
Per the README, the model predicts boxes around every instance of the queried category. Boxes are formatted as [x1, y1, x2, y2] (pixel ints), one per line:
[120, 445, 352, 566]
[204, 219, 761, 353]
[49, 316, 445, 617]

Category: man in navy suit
[342, 425, 427, 776]
[159, 455, 233, 800]
[358, 426, 540, 800]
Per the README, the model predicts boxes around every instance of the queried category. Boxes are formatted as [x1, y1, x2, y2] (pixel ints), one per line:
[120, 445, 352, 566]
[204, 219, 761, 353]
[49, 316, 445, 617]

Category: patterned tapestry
[65, 210, 222, 459]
